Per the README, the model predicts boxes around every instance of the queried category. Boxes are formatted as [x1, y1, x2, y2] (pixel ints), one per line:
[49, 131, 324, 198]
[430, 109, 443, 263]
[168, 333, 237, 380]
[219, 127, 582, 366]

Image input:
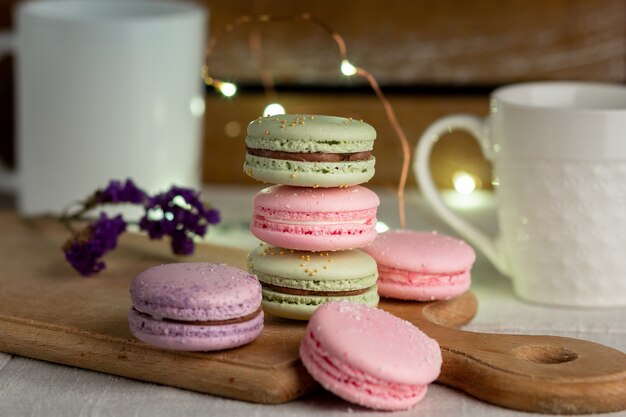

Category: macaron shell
[246, 114, 376, 144]
[261, 286, 379, 321]
[128, 309, 264, 351]
[378, 271, 471, 301]
[130, 263, 261, 321]
[361, 230, 476, 274]
[254, 185, 380, 213]
[300, 331, 427, 410]
[244, 155, 375, 187]
[251, 224, 377, 251]
[308, 301, 442, 386]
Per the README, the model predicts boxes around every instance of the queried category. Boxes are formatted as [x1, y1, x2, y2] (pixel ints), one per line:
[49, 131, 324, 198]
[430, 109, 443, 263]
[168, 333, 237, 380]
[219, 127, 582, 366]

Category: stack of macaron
[245, 114, 381, 320]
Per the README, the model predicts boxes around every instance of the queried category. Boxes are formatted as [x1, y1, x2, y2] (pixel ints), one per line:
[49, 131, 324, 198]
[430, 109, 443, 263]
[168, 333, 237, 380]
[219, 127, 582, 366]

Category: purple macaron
[128, 263, 264, 351]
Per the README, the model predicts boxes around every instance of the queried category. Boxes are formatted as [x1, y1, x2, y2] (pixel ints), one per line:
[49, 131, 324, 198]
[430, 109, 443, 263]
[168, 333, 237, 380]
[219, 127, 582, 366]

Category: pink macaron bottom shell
[251, 220, 377, 251]
[377, 265, 471, 301]
[300, 330, 427, 411]
[128, 309, 264, 351]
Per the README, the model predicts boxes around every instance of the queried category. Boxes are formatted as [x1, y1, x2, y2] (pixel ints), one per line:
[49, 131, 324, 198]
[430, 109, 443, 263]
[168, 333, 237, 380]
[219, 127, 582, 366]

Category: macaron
[251, 185, 380, 251]
[361, 230, 476, 301]
[300, 301, 442, 410]
[244, 114, 377, 187]
[128, 263, 264, 351]
[247, 245, 379, 320]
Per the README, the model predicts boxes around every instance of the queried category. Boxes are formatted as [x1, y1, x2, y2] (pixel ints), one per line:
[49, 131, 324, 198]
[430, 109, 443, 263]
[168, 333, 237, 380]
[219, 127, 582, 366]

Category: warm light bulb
[452, 171, 476, 195]
[218, 82, 237, 97]
[263, 103, 285, 117]
[341, 59, 357, 76]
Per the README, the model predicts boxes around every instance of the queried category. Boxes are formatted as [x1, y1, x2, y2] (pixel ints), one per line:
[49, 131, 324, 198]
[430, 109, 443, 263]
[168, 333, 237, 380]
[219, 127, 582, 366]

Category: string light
[452, 171, 477, 195]
[216, 81, 237, 97]
[340, 59, 357, 76]
[263, 103, 286, 116]
[203, 13, 412, 228]
[491, 172, 500, 187]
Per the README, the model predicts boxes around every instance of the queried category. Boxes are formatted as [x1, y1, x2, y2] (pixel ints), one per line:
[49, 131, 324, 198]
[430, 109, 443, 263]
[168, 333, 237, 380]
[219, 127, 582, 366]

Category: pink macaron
[129, 263, 264, 351]
[251, 185, 379, 251]
[300, 301, 442, 410]
[362, 229, 476, 301]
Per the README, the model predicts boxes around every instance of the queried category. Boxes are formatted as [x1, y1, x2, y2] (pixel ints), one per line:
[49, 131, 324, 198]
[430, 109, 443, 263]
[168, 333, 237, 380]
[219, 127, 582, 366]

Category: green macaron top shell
[247, 245, 378, 291]
[246, 115, 376, 153]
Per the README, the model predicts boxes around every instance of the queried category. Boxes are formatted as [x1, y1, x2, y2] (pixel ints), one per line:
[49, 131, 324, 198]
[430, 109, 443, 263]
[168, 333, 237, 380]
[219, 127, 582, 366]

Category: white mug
[0, 0, 207, 215]
[415, 82, 626, 307]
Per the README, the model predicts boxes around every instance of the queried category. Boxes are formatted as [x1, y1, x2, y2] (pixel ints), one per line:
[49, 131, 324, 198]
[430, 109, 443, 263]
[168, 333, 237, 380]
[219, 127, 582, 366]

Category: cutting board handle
[420, 313, 626, 414]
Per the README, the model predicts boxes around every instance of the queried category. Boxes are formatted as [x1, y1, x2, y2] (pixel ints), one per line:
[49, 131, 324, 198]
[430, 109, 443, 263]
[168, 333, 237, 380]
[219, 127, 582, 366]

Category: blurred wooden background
[1, 0, 625, 189]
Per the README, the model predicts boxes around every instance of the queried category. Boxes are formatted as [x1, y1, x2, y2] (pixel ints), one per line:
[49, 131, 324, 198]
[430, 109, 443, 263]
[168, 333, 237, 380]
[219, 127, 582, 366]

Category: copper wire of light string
[249, 30, 277, 102]
[202, 13, 410, 228]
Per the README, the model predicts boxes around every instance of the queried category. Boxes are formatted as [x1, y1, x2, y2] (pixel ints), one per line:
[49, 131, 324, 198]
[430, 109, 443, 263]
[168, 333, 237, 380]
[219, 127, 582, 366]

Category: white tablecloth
[1, 186, 625, 417]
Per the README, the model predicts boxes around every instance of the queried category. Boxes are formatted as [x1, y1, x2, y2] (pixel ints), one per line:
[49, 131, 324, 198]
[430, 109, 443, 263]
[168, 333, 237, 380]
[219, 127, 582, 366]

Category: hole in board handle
[512, 344, 578, 364]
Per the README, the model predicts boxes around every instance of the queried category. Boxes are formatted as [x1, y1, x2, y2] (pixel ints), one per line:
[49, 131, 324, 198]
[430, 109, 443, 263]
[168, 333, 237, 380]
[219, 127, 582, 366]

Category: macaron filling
[378, 264, 470, 287]
[253, 208, 377, 236]
[128, 308, 264, 340]
[247, 147, 372, 162]
[261, 285, 379, 307]
[300, 329, 427, 406]
[255, 207, 376, 222]
[262, 283, 373, 296]
[131, 306, 264, 326]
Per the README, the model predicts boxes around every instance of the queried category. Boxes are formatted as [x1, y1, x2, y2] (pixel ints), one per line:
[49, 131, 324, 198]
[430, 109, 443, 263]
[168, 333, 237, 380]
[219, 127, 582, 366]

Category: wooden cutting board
[0, 213, 625, 414]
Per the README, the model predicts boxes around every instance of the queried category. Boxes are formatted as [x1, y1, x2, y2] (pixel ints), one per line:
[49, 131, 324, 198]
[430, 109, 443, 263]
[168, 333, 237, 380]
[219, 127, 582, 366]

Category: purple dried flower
[97, 179, 147, 204]
[139, 216, 168, 239]
[91, 213, 126, 251]
[171, 230, 194, 255]
[62, 213, 127, 276]
[139, 186, 220, 256]
[204, 208, 221, 224]
[62, 180, 220, 276]
[63, 239, 106, 276]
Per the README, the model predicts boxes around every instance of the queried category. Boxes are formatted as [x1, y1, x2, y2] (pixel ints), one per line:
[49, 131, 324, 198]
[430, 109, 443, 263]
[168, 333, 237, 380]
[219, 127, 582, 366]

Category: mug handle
[0, 31, 18, 193]
[414, 115, 508, 276]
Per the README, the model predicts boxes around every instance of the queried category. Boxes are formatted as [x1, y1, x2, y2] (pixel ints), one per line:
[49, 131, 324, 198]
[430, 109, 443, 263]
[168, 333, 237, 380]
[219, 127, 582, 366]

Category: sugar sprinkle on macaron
[248, 246, 379, 320]
[128, 263, 264, 351]
[244, 114, 377, 187]
[362, 230, 475, 301]
[300, 301, 442, 410]
[251, 185, 380, 252]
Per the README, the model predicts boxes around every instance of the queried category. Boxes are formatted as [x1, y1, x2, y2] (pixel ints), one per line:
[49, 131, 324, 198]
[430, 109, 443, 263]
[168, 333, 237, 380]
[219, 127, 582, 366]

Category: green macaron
[247, 244, 379, 320]
[244, 114, 377, 187]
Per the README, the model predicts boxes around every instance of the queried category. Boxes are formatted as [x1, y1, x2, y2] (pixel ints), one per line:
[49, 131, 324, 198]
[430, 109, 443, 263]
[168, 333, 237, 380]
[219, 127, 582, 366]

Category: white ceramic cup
[415, 82, 626, 307]
[0, 0, 207, 215]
